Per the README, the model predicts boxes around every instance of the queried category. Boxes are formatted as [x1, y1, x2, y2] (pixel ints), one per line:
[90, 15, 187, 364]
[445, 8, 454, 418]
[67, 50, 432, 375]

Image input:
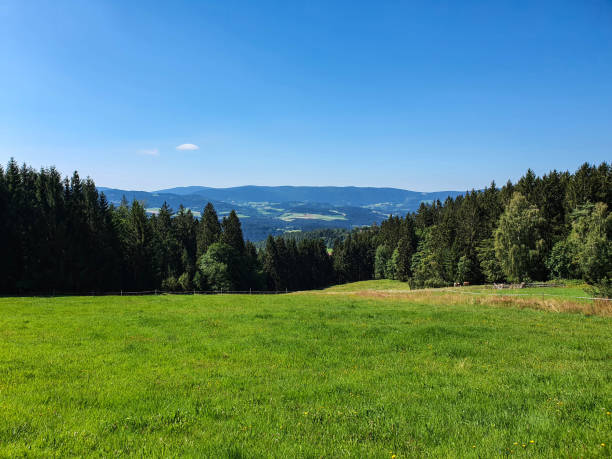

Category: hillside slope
[98, 185, 466, 240]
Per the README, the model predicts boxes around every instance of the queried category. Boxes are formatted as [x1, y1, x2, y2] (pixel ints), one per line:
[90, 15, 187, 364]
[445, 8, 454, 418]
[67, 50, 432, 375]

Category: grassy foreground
[0, 288, 610, 457]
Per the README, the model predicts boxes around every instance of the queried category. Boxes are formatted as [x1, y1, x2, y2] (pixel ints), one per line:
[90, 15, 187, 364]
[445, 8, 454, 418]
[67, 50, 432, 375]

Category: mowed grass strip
[0, 293, 610, 457]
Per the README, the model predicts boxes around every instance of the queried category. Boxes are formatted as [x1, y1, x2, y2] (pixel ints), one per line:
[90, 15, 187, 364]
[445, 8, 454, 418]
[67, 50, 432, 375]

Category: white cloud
[176, 143, 199, 151]
[139, 148, 159, 156]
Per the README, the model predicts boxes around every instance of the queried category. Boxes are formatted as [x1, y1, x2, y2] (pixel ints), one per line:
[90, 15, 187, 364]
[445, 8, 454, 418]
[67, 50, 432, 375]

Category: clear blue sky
[1, 1, 611, 191]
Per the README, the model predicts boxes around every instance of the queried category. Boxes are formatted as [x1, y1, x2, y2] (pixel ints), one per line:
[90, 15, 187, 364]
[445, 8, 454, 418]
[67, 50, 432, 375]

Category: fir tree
[197, 202, 221, 258]
[221, 210, 245, 253]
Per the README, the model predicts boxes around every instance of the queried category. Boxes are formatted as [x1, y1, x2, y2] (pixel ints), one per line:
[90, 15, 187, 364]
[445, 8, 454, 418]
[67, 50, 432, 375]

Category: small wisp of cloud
[138, 148, 159, 156]
[176, 143, 199, 151]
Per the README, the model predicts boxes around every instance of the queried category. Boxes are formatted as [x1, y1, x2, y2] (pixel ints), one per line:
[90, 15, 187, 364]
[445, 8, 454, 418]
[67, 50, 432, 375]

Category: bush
[161, 275, 179, 291]
[193, 271, 206, 290]
[407, 278, 423, 290]
[424, 278, 449, 289]
[587, 277, 612, 299]
[178, 272, 192, 291]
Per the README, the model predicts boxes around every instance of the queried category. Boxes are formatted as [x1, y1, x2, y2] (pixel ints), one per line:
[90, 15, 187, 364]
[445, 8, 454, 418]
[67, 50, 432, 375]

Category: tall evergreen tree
[197, 202, 221, 258]
[262, 235, 282, 290]
[221, 210, 245, 253]
[151, 202, 180, 285]
[174, 205, 198, 278]
[394, 237, 414, 281]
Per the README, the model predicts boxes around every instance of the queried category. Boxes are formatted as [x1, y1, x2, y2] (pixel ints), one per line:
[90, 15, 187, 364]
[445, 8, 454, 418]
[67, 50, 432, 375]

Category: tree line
[0, 159, 333, 293]
[332, 162, 611, 296]
[1, 159, 610, 296]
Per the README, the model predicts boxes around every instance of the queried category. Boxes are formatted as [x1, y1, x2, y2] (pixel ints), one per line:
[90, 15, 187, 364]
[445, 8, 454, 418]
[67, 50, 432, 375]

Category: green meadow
[279, 212, 348, 222]
[0, 286, 610, 457]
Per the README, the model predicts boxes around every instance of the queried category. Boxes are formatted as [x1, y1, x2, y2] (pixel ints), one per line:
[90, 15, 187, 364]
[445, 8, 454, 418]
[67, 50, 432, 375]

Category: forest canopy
[1, 159, 610, 296]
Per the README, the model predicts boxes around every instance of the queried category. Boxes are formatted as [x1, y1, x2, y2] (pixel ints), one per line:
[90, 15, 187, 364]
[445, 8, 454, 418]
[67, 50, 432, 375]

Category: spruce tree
[394, 237, 414, 281]
[221, 210, 245, 253]
[197, 202, 221, 258]
[262, 235, 281, 290]
[174, 205, 198, 277]
[152, 202, 179, 285]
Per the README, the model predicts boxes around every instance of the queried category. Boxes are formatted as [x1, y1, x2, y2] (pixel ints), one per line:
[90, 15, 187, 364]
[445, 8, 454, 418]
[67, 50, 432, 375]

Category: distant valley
[97, 185, 466, 241]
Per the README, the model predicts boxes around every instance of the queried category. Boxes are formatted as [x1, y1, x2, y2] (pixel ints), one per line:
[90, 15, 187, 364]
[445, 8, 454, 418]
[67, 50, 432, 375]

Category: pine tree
[174, 205, 198, 277]
[221, 210, 245, 253]
[126, 200, 155, 289]
[152, 202, 180, 285]
[197, 202, 221, 258]
[394, 237, 414, 281]
[374, 245, 392, 279]
[516, 168, 540, 205]
[0, 165, 8, 292]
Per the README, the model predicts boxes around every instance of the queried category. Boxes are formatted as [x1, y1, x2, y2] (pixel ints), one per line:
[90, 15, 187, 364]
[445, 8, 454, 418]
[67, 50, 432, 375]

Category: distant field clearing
[279, 212, 347, 222]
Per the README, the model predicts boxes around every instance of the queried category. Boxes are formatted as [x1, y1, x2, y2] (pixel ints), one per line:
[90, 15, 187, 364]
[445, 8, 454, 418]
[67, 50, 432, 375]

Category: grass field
[324, 279, 412, 292]
[0, 284, 610, 457]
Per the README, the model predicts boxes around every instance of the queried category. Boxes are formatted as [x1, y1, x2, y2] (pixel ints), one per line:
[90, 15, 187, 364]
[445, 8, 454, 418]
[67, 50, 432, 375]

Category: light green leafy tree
[198, 242, 242, 291]
[374, 245, 392, 279]
[567, 202, 611, 285]
[494, 193, 545, 282]
[477, 238, 504, 283]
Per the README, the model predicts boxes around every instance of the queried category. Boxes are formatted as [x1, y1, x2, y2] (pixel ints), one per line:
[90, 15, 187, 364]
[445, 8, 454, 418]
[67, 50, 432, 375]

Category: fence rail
[2, 289, 295, 298]
[444, 288, 612, 302]
[3, 284, 610, 302]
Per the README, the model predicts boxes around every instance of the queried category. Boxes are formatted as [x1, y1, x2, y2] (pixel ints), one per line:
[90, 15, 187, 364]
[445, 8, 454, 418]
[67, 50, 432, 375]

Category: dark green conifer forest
[1, 159, 610, 296]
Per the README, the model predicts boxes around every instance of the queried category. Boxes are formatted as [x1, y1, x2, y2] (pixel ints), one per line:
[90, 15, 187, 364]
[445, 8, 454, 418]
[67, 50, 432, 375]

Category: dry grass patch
[321, 288, 612, 317]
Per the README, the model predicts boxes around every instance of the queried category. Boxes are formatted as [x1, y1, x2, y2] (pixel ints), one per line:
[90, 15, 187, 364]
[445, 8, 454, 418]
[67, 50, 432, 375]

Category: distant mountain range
[97, 185, 466, 241]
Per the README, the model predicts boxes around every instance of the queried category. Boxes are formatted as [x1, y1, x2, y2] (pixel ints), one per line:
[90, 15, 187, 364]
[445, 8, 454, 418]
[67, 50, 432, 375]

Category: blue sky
[1, 1, 611, 191]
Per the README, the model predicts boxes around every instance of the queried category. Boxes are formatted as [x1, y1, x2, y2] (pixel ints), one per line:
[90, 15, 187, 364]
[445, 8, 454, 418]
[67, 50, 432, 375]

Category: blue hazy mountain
[156, 185, 463, 206]
[98, 185, 466, 241]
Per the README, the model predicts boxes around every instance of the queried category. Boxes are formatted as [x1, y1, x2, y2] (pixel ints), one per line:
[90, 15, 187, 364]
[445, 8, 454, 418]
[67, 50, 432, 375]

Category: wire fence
[3, 284, 610, 302]
[3, 289, 295, 298]
[442, 288, 612, 302]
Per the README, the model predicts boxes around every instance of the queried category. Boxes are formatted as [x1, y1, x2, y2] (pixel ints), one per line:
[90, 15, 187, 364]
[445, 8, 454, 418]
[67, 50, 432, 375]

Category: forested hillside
[332, 163, 611, 296]
[1, 159, 610, 295]
[98, 185, 466, 241]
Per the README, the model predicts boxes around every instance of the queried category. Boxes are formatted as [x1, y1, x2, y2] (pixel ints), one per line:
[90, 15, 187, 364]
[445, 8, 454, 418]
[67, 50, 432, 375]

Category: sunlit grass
[323, 279, 410, 292]
[321, 280, 610, 315]
[0, 292, 610, 457]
